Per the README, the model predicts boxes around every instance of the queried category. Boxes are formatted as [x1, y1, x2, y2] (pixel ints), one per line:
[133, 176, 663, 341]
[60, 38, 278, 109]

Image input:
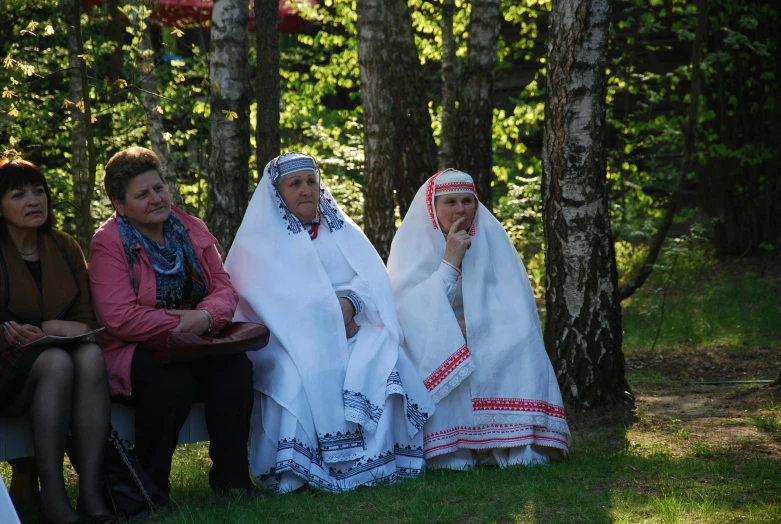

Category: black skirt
[0, 345, 46, 411]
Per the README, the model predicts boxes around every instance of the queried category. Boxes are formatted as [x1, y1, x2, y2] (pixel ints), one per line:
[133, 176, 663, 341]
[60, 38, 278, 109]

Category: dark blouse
[24, 259, 43, 295]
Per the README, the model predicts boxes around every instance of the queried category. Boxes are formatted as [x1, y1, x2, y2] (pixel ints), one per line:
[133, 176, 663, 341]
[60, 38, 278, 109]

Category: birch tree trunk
[255, 0, 280, 169]
[542, 0, 630, 407]
[63, 0, 96, 253]
[125, 0, 183, 207]
[208, 0, 250, 253]
[357, 0, 395, 260]
[385, 0, 437, 216]
[456, 0, 501, 206]
[438, 0, 457, 170]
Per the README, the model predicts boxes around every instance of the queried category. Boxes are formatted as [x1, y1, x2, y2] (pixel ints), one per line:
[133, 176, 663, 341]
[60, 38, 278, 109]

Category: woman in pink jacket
[89, 147, 255, 498]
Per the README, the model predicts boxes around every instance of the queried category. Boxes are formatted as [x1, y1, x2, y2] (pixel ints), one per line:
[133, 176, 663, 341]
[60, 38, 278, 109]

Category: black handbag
[102, 426, 169, 521]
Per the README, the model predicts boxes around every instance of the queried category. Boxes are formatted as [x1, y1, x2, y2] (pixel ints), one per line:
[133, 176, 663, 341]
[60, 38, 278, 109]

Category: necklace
[18, 245, 39, 257]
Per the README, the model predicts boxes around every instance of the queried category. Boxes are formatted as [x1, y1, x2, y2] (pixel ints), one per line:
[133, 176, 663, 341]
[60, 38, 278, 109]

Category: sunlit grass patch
[750, 397, 781, 435]
[623, 275, 781, 353]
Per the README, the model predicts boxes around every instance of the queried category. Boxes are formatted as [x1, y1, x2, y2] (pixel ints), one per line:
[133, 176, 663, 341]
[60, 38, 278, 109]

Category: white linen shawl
[387, 171, 570, 447]
[225, 156, 431, 464]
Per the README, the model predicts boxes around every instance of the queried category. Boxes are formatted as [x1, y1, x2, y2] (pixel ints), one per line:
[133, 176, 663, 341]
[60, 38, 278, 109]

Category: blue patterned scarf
[118, 212, 208, 308]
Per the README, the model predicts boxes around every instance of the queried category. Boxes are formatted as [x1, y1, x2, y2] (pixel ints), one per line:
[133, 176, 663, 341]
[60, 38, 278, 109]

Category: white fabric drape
[387, 171, 571, 461]
[225, 156, 433, 490]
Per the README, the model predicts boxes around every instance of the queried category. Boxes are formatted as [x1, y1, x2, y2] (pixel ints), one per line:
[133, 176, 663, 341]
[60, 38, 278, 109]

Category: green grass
[5, 429, 777, 523]
[623, 274, 781, 353]
[149, 428, 780, 523]
[751, 398, 781, 435]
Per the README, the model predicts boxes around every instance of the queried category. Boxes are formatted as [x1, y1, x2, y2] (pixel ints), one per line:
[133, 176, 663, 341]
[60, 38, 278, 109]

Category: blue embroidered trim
[318, 428, 365, 455]
[405, 395, 429, 432]
[259, 439, 424, 493]
[269, 153, 344, 235]
[344, 390, 383, 429]
[319, 186, 345, 232]
[276, 157, 317, 179]
[344, 293, 363, 316]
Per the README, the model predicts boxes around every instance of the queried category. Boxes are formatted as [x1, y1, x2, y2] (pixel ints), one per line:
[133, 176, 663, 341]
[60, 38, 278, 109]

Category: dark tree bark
[438, 0, 457, 170]
[619, 0, 708, 301]
[542, 0, 630, 407]
[255, 0, 280, 170]
[456, 0, 501, 207]
[385, 0, 437, 216]
[357, 0, 395, 261]
[64, 0, 97, 253]
[208, 0, 251, 253]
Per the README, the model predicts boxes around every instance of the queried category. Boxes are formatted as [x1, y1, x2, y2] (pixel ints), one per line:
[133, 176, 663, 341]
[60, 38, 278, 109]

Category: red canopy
[85, 0, 316, 33]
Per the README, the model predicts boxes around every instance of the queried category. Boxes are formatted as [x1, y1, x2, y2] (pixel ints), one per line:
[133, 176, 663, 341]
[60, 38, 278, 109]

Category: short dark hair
[0, 157, 54, 233]
[104, 146, 162, 202]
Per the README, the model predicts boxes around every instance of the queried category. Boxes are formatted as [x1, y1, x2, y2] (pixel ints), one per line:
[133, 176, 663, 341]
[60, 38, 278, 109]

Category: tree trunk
[255, 0, 280, 170]
[357, 0, 396, 260]
[208, 0, 251, 254]
[456, 0, 501, 207]
[385, 0, 437, 216]
[438, 0, 457, 170]
[63, 0, 96, 253]
[125, 0, 184, 207]
[542, 0, 630, 407]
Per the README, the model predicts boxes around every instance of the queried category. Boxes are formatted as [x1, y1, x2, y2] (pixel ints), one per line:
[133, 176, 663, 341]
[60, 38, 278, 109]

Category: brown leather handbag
[144, 322, 270, 365]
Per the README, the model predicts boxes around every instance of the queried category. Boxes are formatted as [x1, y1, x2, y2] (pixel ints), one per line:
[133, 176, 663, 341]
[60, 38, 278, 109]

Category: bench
[0, 403, 209, 519]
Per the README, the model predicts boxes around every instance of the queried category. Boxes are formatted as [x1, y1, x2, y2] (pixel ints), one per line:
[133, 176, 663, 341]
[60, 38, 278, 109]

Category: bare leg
[2, 348, 81, 524]
[68, 343, 112, 517]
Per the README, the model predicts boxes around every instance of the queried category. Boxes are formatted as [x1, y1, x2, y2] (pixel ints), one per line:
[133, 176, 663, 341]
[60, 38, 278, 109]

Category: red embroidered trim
[424, 344, 471, 392]
[425, 173, 440, 230]
[423, 424, 570, 453]
[471, 398, 567, 419]
[426, 170, 480, 236]
[434, 182, 477, 195]
[425, 435, 570, 454]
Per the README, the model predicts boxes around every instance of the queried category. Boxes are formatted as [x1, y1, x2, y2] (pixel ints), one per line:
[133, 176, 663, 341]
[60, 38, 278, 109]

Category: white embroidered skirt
[248, 333, 428, 493]
[422, 376, 566, 470]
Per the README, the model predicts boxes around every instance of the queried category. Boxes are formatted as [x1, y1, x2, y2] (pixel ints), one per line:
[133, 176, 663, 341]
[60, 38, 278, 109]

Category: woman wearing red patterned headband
[388, 169, 571, 469]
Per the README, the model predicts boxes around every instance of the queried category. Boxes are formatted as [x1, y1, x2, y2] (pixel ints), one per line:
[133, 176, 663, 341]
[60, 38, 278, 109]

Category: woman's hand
[4, 322, 45, 347]
[166, 310, 210, 335]
[443, 217, 472, 268]
[345, 319, 360, 339]
[338, 297, 356, 325]
[41, 320, 91, 337]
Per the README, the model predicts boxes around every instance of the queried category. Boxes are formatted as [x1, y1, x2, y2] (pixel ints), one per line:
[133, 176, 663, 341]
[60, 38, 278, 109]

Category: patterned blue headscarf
[268, 152, 345, 235]
[118, 212, 207, 308]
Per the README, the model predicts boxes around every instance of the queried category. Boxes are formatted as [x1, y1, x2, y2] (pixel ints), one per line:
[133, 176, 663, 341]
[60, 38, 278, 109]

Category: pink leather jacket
[89, 207, 238, 396]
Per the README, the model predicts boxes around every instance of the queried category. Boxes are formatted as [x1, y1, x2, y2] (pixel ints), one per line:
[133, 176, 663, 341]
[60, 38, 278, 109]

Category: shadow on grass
[141, 414, 781, 524]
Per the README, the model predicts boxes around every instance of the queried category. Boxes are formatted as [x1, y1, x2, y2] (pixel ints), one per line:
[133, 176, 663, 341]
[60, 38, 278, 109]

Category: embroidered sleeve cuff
[340, 292, 364, 316]
[438, 260, 461, 281]
[346, 293, 364, 316]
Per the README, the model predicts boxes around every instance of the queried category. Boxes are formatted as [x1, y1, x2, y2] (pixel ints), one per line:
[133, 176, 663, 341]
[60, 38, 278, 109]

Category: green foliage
[1, 0, 777, 268]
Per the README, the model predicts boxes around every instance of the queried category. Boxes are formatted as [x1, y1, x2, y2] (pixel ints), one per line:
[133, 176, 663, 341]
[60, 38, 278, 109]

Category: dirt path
[569, 347, 781, 460]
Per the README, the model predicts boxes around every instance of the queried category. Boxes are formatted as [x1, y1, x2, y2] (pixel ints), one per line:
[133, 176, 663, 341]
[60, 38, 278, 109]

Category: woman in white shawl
[387, 169, 571, 470]
[225, 153, 433, 492]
